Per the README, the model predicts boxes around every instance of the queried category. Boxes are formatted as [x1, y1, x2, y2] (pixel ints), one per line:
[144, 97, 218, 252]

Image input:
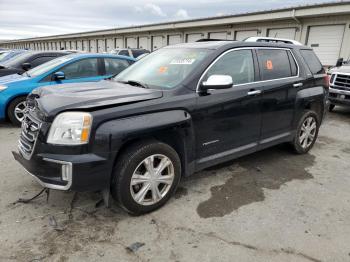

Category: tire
[292, 110, 320, 154]
[328, 104, 335, 112]
[111, 140, 181, 215]
[7, 96, 27, 127]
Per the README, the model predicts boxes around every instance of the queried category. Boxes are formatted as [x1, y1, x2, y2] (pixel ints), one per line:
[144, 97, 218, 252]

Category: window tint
[104, 58, 129, 75]
[300, 49, 324, 75]
[203, 49, 255, 85]
[119, 50, 129, 56]
[30, 56, 55, 68]
[257, 49, 292, 80]
[60, 58, 99, 79]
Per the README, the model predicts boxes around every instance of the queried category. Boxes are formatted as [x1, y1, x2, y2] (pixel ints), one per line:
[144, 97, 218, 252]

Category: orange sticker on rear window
[266, 60, 273, 70]
[158, 66, 168, 73]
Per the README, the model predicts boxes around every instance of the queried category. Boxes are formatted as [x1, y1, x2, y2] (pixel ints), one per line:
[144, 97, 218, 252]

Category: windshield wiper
[118, 80, 149, 89]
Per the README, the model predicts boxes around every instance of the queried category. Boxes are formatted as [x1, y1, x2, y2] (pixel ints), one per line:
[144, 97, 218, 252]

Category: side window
[60, 58, 99, 80]
[30, 56, 55, 68]
[118, 50, 129, 57]
[287, 51, 298, 76]
[257, 49, 292, 80]
[203, 49, 255, 85]
[104, 58, 129, 75]
[300, 49, 324, 75]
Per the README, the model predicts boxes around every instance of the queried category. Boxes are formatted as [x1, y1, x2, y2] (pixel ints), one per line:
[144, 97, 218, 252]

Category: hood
[329, 65, 350, 74]
[31, 80, 163, 118]
[0, 73, 28, 85]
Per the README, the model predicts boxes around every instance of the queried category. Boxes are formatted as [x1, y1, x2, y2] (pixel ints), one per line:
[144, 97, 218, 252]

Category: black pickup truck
[13, 41, 328, 215]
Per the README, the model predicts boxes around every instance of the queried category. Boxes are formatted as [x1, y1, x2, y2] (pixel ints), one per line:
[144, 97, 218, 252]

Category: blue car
[0, 53, 135, 125]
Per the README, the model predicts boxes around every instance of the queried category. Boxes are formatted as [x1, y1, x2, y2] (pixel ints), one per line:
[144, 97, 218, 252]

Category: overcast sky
[0, 0, 331, 40]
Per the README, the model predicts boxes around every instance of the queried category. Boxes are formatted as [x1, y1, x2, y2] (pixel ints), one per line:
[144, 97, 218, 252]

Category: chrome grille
[18, 112, 41, 159]
[333, 74, 350, 91]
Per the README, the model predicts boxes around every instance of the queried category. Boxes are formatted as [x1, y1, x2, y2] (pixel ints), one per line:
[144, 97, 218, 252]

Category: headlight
[47, 112, 92, 145]
[0, 85, 7, 92]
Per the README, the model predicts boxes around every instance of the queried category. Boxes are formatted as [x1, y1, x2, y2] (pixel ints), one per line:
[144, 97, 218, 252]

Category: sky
[0, 0, 334, 40]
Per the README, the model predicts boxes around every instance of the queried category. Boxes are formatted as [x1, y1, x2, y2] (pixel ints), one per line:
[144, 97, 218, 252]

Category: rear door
[102, 58, 131, 77]
[256, 48, 303, 145]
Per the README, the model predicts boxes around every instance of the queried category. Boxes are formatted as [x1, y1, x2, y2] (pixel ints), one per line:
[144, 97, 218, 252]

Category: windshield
[1, 52, 35, 68]
[0, 51, 25, 63]
[114, 48, 211, 89]
[26, 55, 76, 77]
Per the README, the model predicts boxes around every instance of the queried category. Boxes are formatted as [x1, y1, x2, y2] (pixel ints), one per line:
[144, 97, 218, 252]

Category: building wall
[2, 10, 350, 66]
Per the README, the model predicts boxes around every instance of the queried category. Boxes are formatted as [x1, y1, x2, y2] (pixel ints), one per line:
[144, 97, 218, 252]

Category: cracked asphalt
[1, 108, 350, 262]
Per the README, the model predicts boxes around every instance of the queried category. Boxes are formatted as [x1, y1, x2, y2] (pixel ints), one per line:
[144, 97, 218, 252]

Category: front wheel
[7, 96, 27, 126]
[292, 111, 320, 154]
[111, 141, 181, 215]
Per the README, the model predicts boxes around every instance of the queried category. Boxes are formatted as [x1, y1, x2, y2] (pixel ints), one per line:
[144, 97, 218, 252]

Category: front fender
[92, 110, 194, 175]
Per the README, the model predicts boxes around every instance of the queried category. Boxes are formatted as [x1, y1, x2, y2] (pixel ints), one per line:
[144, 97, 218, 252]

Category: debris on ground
[126, 242, 145, 253]
[48, 215, 64, 232]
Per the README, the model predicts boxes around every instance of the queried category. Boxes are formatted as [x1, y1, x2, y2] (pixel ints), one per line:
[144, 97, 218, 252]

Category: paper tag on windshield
[170, 58, 196, 65]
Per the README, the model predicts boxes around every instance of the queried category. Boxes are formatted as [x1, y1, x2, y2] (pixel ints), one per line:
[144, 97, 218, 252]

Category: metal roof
[2, 0, 350, 43]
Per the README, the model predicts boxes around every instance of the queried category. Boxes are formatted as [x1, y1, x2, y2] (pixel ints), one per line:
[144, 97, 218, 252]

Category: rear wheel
[111, 140, 181, 215]
[328, 104, 335, 112]
[7, 96, 27, 126]
[292, 111, 319, 154]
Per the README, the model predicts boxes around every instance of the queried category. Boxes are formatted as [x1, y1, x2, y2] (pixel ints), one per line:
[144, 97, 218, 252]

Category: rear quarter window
[257, 49, 294, 80]
[300, 49, 324, 75]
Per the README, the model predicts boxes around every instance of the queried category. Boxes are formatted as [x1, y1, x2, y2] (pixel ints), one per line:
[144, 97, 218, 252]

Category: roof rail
[196, 39, 233, 42]
[244, 37, 302, 45]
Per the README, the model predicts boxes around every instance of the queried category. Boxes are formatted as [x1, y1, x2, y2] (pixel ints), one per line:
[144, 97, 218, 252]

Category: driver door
[193, 49, 263, 168]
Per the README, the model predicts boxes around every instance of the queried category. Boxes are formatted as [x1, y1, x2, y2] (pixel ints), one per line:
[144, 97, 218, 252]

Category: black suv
[0, 51, 70, 77]
[13, 41, 328, 215]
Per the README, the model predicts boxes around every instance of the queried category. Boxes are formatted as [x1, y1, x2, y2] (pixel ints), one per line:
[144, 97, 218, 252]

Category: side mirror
[22, 63, 31, 71]
[201, 75, 233, 90]
[336, 58, 344, 67]
[53, 71, 65, 81]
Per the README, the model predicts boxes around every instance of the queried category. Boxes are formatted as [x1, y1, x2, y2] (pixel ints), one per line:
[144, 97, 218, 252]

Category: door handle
[247, 90, 262, 96]
[293, 83, 303, 88]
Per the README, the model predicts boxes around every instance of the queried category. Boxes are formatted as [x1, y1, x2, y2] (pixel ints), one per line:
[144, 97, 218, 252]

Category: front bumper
[13, 150, 112, 192]
[329, 87, 350, 106]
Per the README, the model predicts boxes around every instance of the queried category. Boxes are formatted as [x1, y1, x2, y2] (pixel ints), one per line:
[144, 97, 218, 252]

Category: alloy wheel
[14, 101, 27, 123]
[299, 116, 317, 149]
[130, 154, 175, 206]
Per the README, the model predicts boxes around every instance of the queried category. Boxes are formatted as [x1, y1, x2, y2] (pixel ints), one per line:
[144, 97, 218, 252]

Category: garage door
[307, 25, 345, 66]
[268, 28, 296, 39]
[126, 37, 137, 48]
[186, 33, 202, 43]
[106, 38, 114, 52]
[97, 39, 106, 53]
[90, 40, 97, 52]
[235, 30, 258, 41]
[115, 38, 123, 49]
[168, 34, 182, 45]
[76, 40, 83, 51]
[83, 40, 89, 51]
[209, 32, 227, 40]
[71, 41, 77, 50]
[152, 36, 163, 51]
[138, 37, 149, 50]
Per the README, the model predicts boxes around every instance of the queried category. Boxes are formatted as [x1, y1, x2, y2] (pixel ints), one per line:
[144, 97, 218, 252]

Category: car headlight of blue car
[0, 85, 7, 92]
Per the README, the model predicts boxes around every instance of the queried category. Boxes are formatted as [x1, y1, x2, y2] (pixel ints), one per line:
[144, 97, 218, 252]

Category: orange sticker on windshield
[266, 60, 273, 70]
[158, 66, 168, 73]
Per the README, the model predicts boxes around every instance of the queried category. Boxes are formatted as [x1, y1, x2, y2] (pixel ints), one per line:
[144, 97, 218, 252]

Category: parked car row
[5, 38, 328, 215]
[0, 51, 136, 125]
